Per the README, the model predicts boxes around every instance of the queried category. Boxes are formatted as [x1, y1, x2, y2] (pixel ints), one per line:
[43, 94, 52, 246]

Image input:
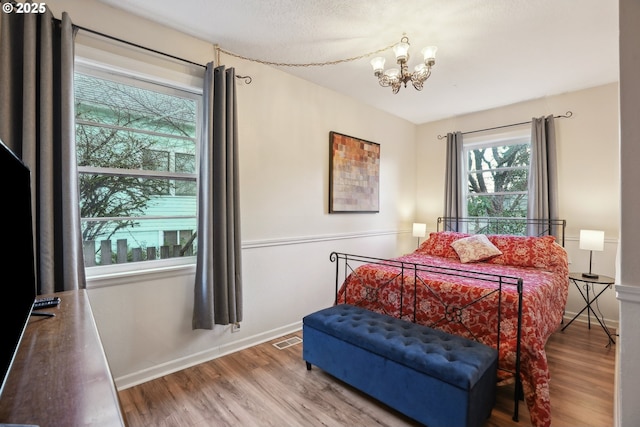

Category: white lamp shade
[421, 46, 438, 61]
[579, 229, 605, 251]
[370, 56, 385, 73]
[384, 68, 401, 83]
[412, 223, 427, 238]
[384, 68, 400, 78]
[393, 41, 410, 62]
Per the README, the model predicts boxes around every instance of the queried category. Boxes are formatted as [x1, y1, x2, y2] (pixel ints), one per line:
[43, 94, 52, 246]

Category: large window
[75, 69, 200, 267]
[462, 131, 530, 233]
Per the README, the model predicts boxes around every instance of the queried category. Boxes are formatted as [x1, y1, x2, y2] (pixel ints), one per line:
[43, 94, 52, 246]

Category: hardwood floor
[119, 320, 616, 427]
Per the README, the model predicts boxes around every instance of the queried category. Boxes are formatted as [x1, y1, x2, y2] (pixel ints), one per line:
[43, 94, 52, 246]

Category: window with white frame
[462, 129, 530, 232]
[74, 68, 200, 267]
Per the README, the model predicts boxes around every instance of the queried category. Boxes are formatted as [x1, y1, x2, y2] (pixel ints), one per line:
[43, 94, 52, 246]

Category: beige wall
[416, 84, 621, 322]
[230, 53, 418, 241]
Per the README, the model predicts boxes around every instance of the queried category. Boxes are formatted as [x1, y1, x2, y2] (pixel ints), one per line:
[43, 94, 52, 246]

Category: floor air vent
[273, 336, 302, 350]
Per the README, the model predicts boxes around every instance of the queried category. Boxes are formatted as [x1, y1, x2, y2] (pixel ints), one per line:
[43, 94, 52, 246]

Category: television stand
[0, 290, 126, 426]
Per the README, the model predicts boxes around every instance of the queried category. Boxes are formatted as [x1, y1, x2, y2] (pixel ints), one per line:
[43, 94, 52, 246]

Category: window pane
[465, 141, 530, 219]
[75, 73, 196, 138]
[75, 71, 199, 268]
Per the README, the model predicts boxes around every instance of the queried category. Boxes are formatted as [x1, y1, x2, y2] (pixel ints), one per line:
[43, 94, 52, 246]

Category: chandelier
[370, 36, 437, 94]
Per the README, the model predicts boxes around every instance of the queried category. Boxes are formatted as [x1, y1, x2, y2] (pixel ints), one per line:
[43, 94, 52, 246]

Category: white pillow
[450, 234, 503, 263]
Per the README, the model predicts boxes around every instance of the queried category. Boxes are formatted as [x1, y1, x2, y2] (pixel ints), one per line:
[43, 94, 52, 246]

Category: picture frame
[329, 131, 380, 213]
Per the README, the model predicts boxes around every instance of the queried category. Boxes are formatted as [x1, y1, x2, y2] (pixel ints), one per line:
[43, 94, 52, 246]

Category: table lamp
[579, 229, 604, 279]
[412, 223, 427, 247]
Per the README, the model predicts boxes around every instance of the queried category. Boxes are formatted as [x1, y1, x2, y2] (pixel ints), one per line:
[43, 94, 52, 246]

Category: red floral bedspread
[335, 232, 569, 427]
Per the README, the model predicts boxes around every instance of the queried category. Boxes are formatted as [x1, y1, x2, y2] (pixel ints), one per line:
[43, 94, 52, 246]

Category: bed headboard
[436, 217, 566, 246]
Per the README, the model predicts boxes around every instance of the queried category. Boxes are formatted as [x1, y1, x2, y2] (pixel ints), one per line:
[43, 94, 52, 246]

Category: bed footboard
[330, 251, 525, 422]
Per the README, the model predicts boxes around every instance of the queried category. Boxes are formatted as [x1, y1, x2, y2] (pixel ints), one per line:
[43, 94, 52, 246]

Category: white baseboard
[114, 321, 303, 390]
[562, 311, 619, 331]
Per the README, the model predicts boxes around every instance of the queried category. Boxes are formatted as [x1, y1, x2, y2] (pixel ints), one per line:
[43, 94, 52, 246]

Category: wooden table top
[0, 289, 127, 426]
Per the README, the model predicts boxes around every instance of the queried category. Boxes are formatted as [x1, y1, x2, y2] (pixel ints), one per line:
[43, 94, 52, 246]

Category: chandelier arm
[412, 80, 424, 91]
[411, 67, 432, 90]
[377, 77, 391, 88]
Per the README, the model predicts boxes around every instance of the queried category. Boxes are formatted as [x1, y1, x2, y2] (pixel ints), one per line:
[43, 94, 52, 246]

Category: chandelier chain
[216, 42, 397, 68]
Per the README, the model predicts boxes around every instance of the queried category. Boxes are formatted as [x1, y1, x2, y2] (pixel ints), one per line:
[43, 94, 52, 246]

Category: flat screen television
[0, 138, 37, 397]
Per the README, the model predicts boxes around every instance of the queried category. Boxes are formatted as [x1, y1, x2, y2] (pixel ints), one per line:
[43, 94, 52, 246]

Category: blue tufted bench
[303, 304, 498, 427]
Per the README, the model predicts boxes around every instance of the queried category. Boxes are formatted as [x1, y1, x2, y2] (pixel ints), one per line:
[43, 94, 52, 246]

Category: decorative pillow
[450, 234, 503, 263]
[416, 231, 470, 258]
[485, 234, 558, 269]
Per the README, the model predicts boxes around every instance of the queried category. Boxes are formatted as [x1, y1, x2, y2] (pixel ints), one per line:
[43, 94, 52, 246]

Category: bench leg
[306, 361, 312, 370]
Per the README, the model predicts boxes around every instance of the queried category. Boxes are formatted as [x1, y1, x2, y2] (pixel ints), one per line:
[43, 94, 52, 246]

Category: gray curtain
[443, 131, 464, 231]
[193, 64, 243, 329]
[528, 115, 558, 236]
[0, 9, 85, 294]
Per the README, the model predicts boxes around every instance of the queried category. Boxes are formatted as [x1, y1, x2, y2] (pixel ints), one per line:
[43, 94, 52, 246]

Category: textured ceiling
[97, 0, 619, 124]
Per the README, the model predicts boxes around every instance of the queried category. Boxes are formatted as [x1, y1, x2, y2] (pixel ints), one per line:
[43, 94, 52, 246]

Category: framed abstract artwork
[329, 131, 380, 213]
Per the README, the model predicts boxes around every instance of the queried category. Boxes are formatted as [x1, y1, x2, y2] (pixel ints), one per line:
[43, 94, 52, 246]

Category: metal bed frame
[330, 217, 567, 422]
[437, 216, 566, 246]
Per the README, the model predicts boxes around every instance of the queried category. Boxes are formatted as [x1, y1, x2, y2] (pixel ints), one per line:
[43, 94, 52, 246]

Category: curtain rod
[67, 21, 206, 68]
[60, 19, 252, 83]
[436, 111, 573, 140]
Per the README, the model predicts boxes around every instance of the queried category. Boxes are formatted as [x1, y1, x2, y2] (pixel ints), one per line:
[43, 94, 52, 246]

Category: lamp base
[582, 272, 599, 279]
